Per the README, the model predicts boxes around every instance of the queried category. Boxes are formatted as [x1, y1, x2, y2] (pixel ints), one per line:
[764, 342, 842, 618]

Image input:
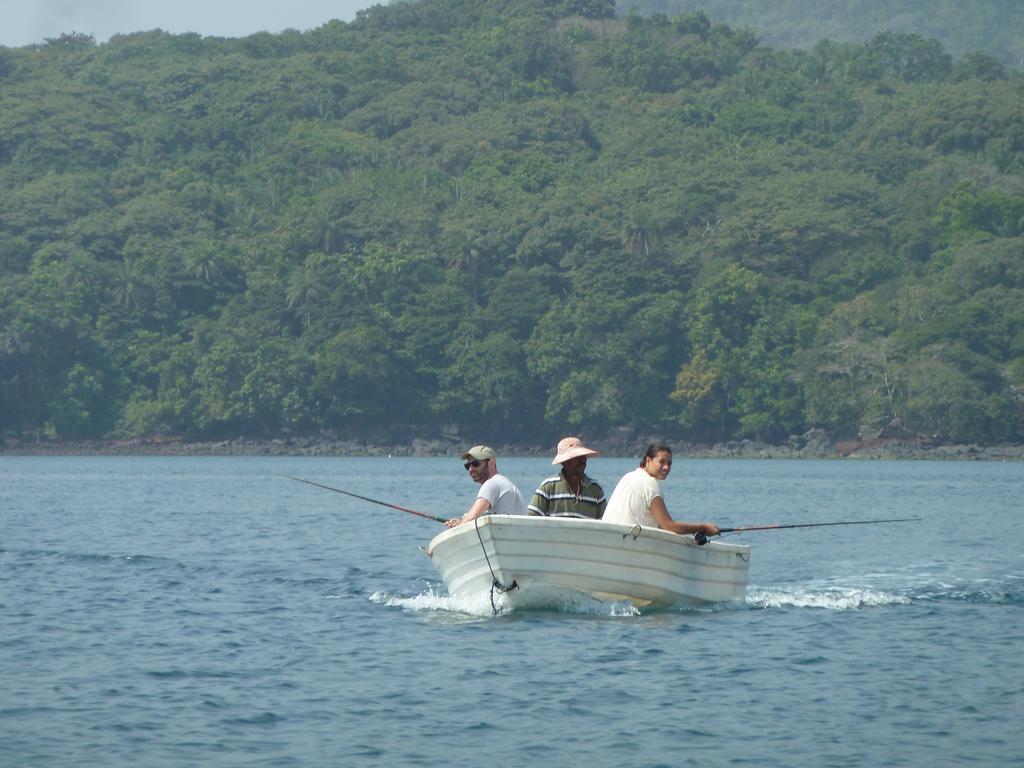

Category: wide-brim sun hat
[552, 437, 598, 464]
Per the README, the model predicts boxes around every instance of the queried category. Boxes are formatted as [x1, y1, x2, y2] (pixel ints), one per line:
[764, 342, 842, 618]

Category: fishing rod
[274, 473, 450, 524]
[695, 516, 922, 545]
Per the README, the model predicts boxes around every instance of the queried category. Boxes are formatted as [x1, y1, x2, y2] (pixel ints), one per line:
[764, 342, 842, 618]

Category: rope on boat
[473, 516, 518, 615]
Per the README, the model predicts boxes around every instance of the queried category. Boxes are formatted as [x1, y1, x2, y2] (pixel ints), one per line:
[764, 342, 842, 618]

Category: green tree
[437, 331, 541, 435]
[108, 259, 150, 310]
[312, 324, 417, 429]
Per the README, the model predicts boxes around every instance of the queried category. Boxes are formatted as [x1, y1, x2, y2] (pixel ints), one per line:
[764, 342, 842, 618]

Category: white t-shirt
[478, 473, 528, 516]
[602, 467, 662, 527]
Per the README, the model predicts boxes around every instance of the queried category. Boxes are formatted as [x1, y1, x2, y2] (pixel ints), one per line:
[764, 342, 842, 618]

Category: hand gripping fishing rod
[275, 473, 450, 524]
[694, 516, 922, 545]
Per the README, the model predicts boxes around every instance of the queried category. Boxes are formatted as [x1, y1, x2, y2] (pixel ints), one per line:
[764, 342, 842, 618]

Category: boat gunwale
[427, 514, 751, 556]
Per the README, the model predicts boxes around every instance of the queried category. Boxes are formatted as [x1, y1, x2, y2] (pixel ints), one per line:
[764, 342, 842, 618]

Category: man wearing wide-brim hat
[527, 437, 607, 519]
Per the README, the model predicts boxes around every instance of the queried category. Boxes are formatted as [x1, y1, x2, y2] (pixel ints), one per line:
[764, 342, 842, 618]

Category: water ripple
[2, 456, 1021, 768]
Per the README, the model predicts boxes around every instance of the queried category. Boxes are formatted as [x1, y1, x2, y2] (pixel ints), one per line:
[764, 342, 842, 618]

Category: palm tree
[445, 229, 483, 303]
[61, 253, 100, 290]
[286, 267, 324, 328]
[110, 260, 148, 310]
[184, 244, 222, 283]
[310, 205, 345, 255]
[624, 204, 657, 258]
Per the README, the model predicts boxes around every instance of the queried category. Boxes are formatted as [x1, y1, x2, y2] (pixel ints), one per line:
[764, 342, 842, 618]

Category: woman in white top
[603, 444, 719, 539]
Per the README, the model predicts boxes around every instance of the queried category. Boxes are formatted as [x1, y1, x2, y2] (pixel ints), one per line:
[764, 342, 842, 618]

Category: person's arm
[445, 496, 492, 528]
[649, 496, 719, 537]
[527, 486, 549, 516]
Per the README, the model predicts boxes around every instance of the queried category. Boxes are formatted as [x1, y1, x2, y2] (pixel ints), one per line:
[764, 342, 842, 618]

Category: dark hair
[640, 443, 672, 466]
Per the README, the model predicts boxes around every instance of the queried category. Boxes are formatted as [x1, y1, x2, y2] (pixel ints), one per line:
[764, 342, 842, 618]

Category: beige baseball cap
[461, 445, 496, 461]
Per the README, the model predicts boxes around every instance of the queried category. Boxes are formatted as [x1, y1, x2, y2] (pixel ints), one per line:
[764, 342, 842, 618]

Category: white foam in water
[371, 582, 919, 616]
[371, 587, 500, 618]
[371, 585, 642, 617]
[501, 584, 642, 616]
[747, 585, 911, 610]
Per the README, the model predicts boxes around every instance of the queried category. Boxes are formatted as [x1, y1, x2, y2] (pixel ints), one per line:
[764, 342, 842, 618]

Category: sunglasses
[464, 458, 489, 470]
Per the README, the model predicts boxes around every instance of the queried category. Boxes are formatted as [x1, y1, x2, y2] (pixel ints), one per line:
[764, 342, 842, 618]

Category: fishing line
[274, 473, 449, 523]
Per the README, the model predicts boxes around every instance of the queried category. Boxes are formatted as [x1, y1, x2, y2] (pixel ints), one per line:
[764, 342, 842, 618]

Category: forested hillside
[620, 0, 1024, 69]
[1, 0, 1022, 447]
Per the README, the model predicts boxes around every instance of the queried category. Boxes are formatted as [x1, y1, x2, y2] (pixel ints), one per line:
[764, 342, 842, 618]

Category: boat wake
[370, 584, 642, 618]
[746, 586, 911, 610]
[747, 571, 1023, 610]
[370, 571, 1022, 618]
[370, 586, 501, 618]
[898, 571, 1024, 605]
[373, 584, 937, 616]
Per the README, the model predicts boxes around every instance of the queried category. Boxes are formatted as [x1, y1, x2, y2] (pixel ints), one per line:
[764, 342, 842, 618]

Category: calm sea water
[2, 456, 1021, 767]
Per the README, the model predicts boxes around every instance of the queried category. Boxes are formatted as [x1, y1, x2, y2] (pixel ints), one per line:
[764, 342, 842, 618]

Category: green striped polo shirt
[528, 472, 607, 519]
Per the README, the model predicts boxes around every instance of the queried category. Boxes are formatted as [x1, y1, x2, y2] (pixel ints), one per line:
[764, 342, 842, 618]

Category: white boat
[425, 515, 750, 608]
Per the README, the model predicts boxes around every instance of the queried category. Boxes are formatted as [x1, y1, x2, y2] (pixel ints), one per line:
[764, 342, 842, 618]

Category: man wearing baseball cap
[445, 445, 528, 527]
[527, 437, 607, 519]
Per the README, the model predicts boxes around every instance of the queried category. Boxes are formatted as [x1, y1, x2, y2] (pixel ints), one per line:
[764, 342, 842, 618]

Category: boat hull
[426, 515, 750, 607]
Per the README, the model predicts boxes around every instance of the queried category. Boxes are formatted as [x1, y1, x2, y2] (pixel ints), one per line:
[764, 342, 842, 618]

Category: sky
[1, 0, 379, 48]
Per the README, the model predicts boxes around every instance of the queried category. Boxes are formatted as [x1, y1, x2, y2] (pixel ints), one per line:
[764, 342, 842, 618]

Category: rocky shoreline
[2, 431, 1022, 461]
